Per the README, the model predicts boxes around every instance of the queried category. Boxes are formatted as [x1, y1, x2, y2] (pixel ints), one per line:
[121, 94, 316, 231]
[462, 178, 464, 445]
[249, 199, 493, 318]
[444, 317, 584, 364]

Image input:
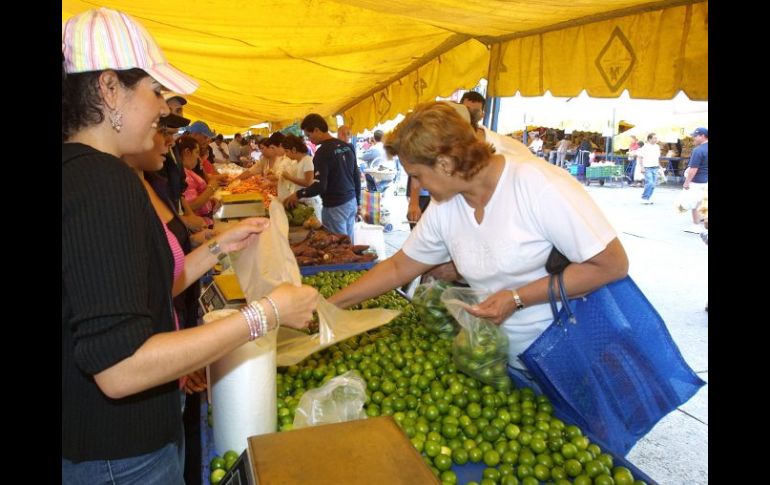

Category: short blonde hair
[384, 102, 492, 180]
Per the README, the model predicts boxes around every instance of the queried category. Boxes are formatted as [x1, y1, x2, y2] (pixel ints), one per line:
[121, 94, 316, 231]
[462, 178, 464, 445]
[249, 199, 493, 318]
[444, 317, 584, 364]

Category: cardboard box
[244, 416, 440, 484]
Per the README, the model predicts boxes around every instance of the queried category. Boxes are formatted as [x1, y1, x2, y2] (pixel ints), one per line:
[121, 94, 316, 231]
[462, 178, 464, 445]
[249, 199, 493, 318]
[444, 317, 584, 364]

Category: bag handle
[546, 266, 577, 325]
[547, 273, 559, 320]
[557, 271, 577, 324]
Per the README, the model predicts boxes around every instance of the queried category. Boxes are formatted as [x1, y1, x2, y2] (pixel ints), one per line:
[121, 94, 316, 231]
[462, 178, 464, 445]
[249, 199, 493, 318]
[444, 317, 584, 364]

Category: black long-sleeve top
[296, 138, 361, 207]
[62, 143, 181, 461]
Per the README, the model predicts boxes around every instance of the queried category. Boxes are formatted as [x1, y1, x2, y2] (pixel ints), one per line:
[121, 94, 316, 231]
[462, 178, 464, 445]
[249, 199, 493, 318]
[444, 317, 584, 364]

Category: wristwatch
[208, 240, 227, 261]
[510, 289, 525, 311]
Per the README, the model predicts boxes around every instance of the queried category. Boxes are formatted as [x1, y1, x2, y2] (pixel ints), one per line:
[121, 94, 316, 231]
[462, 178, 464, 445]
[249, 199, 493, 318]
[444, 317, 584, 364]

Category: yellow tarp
[488, 2, 708, 100]
[62, 0, 707, 134]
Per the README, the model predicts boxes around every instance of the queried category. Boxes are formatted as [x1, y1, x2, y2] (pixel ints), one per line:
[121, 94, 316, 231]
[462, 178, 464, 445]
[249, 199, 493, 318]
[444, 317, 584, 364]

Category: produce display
[301, 270, 407, 333]
[205, 270, 648, 485]
[412, 280, 460, 337]
[287, 204, 318, 227]
[291, 229, 377, 266]
[224, 175, 278, 207]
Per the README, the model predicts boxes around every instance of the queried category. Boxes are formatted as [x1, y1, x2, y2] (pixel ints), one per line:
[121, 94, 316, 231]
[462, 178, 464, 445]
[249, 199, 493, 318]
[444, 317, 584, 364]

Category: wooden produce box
[245, 416, 439, 484]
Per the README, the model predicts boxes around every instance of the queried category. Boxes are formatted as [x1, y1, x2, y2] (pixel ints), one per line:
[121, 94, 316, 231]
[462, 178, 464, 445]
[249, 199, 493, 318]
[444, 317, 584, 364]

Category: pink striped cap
[62, 8, 198, 95]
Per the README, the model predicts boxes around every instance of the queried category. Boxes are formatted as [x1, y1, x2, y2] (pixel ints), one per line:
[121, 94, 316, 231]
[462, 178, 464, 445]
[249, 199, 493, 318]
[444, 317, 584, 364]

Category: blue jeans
[641, 167, 658, 200]
[62, 442, 184, 485]
[322, 197, 357, 242]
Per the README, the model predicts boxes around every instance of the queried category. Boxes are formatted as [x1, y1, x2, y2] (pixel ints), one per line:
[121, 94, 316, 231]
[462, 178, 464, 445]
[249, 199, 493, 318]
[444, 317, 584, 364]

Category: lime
[210, 468, 226, 485]
[209, 456, 226, 471]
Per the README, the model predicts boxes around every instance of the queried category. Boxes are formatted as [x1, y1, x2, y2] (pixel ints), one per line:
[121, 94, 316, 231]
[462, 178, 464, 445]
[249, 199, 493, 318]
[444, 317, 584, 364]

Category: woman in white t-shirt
[280, 134, 322, 219]
[329, 102, 628, 375]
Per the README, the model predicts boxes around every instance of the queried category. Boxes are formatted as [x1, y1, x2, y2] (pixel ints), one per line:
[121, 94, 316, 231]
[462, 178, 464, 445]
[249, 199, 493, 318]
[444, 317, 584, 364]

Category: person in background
[210, 134, 229, 163]
[460, 91, 486, 127]
[528, 132, 544, 157]
[123, 114, 212, 484]
[360, 129, 387, 169]
[164, 93, 187, 116]
[683, 127, 709, 233]
[285, 113, 361, 241]
[329, 102, 628, 388]
[337, 125, 353, 147]
[228, 132, 243, 162]
[280, 134, 322, 219]
[638, 133, 661, 204]
[178, 135, 220, 226]
[187, 121, 227, 190]
[555, 136, 570, 168]
[699, 185, 708, 312]
[62, 8, 317, 483]
[627, 135, 641, 186]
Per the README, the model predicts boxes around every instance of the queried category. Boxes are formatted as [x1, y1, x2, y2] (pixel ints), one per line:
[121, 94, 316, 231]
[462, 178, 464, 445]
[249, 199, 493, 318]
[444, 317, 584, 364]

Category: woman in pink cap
[62, 8, 317, 483]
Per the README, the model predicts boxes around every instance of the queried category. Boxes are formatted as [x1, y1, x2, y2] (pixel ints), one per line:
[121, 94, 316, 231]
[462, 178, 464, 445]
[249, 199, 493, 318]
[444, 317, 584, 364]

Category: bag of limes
[412, 279, 459, 336]
[441, 287, 511, 391]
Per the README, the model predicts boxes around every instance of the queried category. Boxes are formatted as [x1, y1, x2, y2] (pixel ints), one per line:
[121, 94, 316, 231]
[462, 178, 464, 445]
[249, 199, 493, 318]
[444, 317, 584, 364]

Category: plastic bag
[232, 198, 302, 299]
[441, 287, 511, 391]
[235, 202, 401, 367]
[412, 279, 458, 336]
[276, 298, 400, 366]
[293, 370, 368, 428]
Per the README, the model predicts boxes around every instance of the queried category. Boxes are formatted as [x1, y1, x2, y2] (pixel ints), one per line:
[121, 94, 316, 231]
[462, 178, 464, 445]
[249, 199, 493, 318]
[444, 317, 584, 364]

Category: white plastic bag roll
[203, 309, 277, 456]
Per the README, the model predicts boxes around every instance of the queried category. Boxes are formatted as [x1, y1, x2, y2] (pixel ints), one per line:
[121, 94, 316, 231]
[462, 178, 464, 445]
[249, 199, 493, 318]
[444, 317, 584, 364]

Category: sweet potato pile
[291, 229, 377, 266]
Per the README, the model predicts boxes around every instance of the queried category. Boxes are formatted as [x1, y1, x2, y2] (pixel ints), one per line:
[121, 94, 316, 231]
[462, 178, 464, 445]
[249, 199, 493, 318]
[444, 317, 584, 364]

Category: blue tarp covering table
[299, 261, 377, 276]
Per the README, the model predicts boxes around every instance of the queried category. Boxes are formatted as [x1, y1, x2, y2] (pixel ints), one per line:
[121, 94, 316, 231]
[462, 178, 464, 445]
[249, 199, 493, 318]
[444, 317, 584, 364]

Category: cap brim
[146, 63, 198, 95]
[160, 113, 191, 129]
[163, 92, 188, 105]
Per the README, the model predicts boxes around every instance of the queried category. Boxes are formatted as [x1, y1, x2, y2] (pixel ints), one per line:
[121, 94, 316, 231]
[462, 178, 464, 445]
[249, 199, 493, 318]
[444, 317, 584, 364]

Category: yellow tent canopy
[62, 0, 707, 134]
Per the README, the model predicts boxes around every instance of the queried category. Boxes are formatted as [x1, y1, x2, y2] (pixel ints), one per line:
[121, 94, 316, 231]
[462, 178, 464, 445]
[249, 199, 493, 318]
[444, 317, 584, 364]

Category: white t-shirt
[482, 127, 533, 159]
[275, 155, 300, 200]
[528, 138, 543, 153]
[638, 143, 661, 168]
[403, 155, 617, 368]
[278, 155, 315, 199]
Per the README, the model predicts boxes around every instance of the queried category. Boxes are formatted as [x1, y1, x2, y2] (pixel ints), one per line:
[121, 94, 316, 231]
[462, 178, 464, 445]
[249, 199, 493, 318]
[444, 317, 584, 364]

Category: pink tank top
[161, 218, 188, 390]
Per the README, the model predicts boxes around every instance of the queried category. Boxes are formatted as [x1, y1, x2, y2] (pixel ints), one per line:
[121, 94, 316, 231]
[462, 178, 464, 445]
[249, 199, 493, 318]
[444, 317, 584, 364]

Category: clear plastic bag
[276, 298, 400, 367]
[441, 287, 512, 391]
[412, 279, 458, 336]
[293, 370, 368, 428]
[233, 202, 400, 367]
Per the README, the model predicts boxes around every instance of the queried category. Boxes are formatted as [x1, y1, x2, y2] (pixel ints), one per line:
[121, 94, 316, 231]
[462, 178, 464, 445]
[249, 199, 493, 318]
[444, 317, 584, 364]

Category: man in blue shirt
[285, 113, 361, 241]
[684, 127, 708, 233]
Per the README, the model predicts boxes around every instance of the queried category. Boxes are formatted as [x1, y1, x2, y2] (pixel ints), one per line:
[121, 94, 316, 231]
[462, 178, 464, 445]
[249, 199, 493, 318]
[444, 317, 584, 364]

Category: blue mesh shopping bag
[520, 272, 705, 456]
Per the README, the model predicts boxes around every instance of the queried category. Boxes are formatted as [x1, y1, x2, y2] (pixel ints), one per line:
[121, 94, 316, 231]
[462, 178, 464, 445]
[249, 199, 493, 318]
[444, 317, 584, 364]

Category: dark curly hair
[280, 134, 309, 154]
[62, 62, 148, 142]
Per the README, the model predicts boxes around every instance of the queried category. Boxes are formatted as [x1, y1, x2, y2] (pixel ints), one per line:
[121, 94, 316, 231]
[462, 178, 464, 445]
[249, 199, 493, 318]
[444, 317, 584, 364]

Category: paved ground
[375, 177, 708, 485]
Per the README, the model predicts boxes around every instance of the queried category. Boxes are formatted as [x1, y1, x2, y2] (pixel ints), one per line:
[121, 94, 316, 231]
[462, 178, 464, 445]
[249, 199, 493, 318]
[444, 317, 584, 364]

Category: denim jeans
[62, 442, 184, 485]
[322, 197, 357, 242]
[641, 167, 658, 200]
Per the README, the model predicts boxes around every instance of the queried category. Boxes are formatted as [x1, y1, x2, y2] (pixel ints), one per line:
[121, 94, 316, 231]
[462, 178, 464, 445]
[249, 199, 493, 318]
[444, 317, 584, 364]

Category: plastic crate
[568, 164, 579, 175]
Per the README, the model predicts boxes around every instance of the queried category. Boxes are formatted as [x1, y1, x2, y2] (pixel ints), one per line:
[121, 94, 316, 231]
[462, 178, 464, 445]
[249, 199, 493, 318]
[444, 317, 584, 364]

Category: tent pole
[523, 113, 528, 145]
[488, 97, 501, 132]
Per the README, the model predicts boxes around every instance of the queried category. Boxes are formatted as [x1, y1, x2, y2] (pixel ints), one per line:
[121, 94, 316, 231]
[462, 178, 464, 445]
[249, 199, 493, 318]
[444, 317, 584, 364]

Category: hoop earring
[108, 109, 123, 132]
